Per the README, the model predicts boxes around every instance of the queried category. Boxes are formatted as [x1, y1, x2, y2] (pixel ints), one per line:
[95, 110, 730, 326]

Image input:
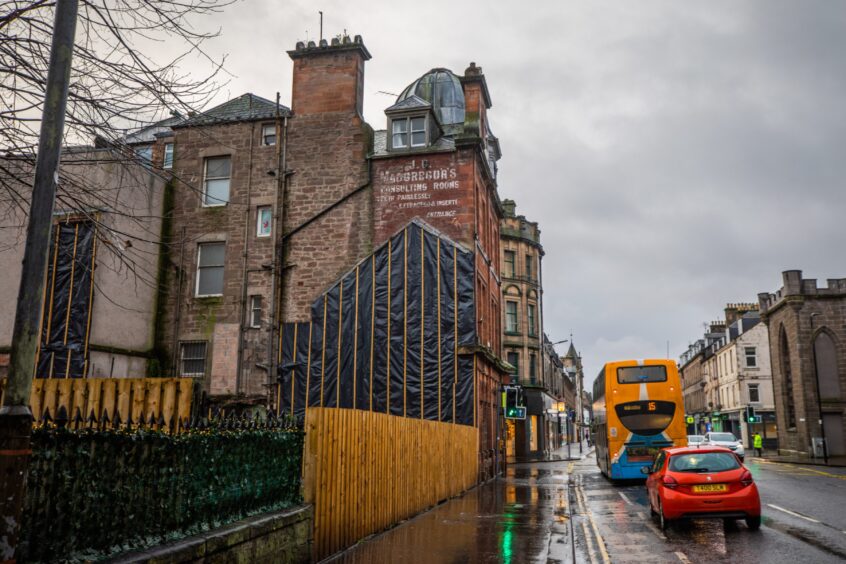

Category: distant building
[759, 270, 846, 462]
[499, 199, 551, 459]
[680, 303, 776, 448]
[0, 149, 167, 380]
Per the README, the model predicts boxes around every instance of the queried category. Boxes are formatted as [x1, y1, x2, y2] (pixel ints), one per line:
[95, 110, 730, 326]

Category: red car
[643, 445, 761, 531]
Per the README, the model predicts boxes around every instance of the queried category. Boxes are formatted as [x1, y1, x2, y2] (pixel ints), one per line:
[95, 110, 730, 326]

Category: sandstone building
[759, 270, 846, 461]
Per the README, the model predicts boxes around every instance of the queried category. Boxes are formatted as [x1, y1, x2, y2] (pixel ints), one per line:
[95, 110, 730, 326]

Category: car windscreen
[669, 452, 740, 473]
[709, 433, 737, 442]
[688, 436, 704, 442]
[616, 365, 667, 384]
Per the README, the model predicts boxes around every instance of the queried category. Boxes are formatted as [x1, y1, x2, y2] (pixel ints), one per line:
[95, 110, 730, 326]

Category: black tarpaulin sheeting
[278, 219, 478, 426]
[456, 248, 475, 347]
[371, 250, 389, 413]
[389, 231, 405, 417]
[307, 297, 326, 407]
[438, 241, 456, 423]
[322, 282, 340, 408]
[355, 257, 374, 411]
[294, 322, 310, 412]
[404, 226, 421, 419]
[422, 230, 440, 421]
[37, 221, 96, 379]
[456, 355, 475, 426]
[339, 272, 356, 409]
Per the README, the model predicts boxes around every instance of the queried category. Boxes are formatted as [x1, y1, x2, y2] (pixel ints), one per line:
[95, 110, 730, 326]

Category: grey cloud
[190, 0, 844, 382]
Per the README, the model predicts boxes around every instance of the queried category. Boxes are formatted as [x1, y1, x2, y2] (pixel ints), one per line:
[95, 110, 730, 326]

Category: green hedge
[19, 417, 304, 562]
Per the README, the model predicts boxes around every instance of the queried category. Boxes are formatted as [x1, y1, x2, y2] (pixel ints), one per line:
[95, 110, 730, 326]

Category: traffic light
[746, 405, 756, 423]
[503, 386, 526, 419]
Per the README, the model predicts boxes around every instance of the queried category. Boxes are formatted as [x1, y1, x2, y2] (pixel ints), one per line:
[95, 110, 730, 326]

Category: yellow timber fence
[303, 407, 479, 561]
[0, 377, 195, 428]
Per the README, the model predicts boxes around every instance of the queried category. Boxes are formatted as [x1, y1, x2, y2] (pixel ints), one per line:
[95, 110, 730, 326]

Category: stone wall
[117, 505, 312, 563]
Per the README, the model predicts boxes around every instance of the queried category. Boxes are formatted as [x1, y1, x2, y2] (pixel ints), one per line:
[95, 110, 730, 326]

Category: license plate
[692, 484, 727, 493]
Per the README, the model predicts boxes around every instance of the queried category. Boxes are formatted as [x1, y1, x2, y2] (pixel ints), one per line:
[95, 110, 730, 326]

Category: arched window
[814, 331, 841, 400]
[780, 326, 797, 428]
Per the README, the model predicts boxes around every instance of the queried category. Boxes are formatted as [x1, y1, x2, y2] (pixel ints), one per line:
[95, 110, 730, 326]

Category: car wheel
[658, 500, 671, 531]
[745, 516, 761, 531]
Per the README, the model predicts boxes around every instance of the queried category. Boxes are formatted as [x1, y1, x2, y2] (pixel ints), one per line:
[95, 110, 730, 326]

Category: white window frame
[256, 206, 272, 237]
[504, 250, 515, 278]
[203, 156, 231, 207]
[527, 303, 537, 337]
[744, 346, 757, 368]
[505, 300, 519, 333]
[391, 115, 427, 149]
[250, 295, 262, 328]
[196, 242, 225, 297]
[748, 383, 760, 403]
[179, 341, 207, 377]
[163, 142, 174, 169]
[262, 124, 276, 146]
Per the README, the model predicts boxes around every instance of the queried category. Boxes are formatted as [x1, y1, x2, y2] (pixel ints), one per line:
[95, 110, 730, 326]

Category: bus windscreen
[617, 366, 667, 384]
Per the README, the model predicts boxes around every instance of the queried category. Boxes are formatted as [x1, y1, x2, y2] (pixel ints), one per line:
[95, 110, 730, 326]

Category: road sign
[505, 406, 526, 420]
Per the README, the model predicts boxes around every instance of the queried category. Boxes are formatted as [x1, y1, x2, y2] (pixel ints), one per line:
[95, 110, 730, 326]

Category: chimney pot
[331, 37, 340, 46]
[296, 41, 305, 50]
[307, 40, 316, 48]
[319, 39, 328, 48]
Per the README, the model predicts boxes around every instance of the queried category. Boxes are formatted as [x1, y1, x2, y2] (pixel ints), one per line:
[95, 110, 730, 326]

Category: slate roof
[123, 115, 184, 144]
[175, 93, 290, 128]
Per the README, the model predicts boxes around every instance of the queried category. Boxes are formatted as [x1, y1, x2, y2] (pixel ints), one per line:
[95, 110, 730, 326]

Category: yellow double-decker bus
[592, 359, 685, 480]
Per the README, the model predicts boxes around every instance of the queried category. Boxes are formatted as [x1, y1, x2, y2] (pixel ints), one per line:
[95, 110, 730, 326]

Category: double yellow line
[569, 463, 611, 564]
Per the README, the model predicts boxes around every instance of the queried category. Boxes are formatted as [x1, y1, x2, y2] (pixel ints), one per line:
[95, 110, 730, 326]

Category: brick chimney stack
[459, 62, 492, 139]
[288, 35, 371, 117]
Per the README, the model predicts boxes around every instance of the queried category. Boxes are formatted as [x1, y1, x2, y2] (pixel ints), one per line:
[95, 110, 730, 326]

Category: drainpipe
[171, 226, 186, 375]
[267, 94, 288, 406]
[236, 121, 256, 396]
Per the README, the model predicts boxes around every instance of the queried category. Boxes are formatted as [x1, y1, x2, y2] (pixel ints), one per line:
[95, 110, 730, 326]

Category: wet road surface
[329, 451, 846, 563]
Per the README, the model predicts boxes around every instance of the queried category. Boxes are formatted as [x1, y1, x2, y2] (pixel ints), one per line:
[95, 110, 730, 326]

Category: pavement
[509, 440, 592, 464]
[329, 447, 846, 563]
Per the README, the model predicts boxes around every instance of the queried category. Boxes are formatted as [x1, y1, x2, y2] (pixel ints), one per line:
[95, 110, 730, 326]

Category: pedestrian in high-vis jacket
[753, 433, 763, 457]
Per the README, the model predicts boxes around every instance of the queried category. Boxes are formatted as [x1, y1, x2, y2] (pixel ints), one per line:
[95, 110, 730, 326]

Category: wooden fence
[302, 407, 479, 561]
[0, 377, 196, 428]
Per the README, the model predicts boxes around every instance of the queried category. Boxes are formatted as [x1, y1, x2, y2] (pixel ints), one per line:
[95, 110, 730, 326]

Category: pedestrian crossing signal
[746, 405, 757, 423]
[505, 406, 526, 419]
[503, 386, 526, 419]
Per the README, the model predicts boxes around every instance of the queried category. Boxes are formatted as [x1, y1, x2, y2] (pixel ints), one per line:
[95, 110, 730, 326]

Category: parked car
[643, 446, 761, 531]
[687, 435, 705, 446]
[702, 432, 745, 460]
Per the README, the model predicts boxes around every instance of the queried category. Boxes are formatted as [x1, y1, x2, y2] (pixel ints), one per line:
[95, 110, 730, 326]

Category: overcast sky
[194, 0, 845, 385]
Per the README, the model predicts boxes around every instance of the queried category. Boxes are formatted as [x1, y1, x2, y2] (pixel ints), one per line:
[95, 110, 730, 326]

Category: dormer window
[391, 116, 426, 149]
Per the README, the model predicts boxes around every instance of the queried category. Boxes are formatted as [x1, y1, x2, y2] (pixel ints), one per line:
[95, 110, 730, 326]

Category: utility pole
[0, 1, 78, 558]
